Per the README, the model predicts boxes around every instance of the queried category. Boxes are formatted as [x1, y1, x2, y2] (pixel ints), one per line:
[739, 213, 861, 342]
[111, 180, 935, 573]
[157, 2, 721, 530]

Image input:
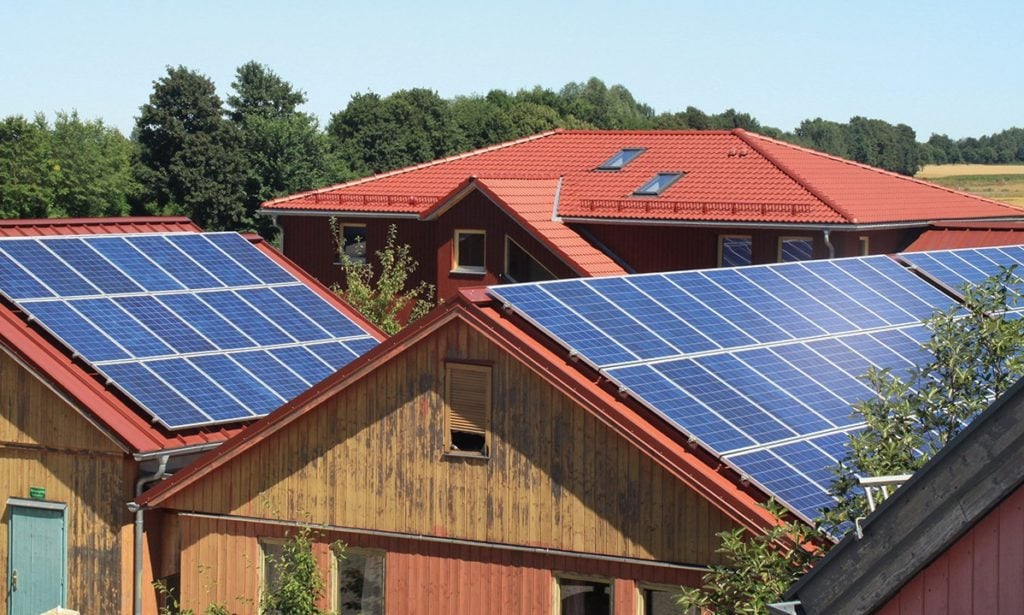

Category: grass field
[916, 164, 1024, 207]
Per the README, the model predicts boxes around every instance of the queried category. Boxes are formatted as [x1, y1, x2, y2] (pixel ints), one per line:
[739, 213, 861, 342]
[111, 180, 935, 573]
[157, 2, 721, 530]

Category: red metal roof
[136, 293, 784, 538]
[262, 129, 1023, 226]
[0, 216, 201, 236]
[0, 218, 384, 454]
[904, 220, 1024, 252]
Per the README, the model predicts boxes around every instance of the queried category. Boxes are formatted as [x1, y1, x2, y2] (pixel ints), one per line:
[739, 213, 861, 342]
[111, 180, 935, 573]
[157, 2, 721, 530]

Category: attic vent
[597, 148, 645, 171]
[445, 362, 492, 456]
[633, 172, 684, 196]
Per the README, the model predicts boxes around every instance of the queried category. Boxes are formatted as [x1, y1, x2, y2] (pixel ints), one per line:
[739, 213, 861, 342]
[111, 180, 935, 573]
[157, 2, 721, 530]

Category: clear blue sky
[2, 1, 1021, 140]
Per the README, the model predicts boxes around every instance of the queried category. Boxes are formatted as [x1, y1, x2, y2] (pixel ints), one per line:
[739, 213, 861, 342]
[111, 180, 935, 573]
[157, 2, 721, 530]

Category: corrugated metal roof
[0, 216, 202, 236]
[904, 221, 1024, 252]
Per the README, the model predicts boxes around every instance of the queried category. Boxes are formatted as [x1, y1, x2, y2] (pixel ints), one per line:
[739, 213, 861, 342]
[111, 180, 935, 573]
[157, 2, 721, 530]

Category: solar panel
[901, 245, 1024, 292]
[489, 252, 961, 522]
[0, 232, 379, 430]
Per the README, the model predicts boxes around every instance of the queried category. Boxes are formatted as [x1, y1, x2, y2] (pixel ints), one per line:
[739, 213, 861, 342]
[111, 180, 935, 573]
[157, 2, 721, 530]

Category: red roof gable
[0, 218, 384, 454]
[904, 221, 1024, 252]
[262, 130, 1023, 226]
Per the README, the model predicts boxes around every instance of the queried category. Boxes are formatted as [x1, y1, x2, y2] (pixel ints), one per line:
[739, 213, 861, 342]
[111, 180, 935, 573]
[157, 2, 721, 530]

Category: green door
[7, 499, 66, 615]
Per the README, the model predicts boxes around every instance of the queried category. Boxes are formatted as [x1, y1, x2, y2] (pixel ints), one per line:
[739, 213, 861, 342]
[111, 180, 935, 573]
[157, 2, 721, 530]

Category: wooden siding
[876, 481, 1024, 615]
[0, 349, 130, 614]
[162, 316, 736, 563]
[176, 514, 705, 615]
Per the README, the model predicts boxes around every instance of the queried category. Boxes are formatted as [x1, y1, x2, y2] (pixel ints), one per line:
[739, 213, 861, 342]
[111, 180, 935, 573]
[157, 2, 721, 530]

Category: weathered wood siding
[164, 317, 736, 608]
[176, 514, 704, 615]
[0, 349, 129, 614]
[876, 481, 1024, 615]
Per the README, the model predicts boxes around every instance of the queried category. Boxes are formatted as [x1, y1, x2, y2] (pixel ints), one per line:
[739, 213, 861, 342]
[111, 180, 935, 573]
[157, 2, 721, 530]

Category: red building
[779, 375, 1024, 614]
[262, 129, 1023, 298]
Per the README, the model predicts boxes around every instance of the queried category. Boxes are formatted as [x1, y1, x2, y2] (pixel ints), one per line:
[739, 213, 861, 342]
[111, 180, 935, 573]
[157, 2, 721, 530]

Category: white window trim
[452, 229, 486, 274]
[333, 546, 386, 615]
[504, 236, 555, 282]
[777, 235, 814, 262]
[718, 234, 752, 267]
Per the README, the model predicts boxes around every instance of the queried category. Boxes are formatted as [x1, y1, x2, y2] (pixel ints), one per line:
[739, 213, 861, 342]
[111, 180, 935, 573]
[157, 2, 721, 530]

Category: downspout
[126, 454, 170, 615]
[823, 228, 835, 259]
[270, 213, 284, 252]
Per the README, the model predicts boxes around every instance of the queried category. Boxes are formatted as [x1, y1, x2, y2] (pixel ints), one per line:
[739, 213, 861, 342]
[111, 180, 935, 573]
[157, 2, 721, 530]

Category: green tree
[50, 111, 137, 218]
[821, 268, 1024, 532]
[0, 114, 53, 218]
[134, 66, 249, 230]
[260, 526, 331, 615]
[227, 62, 343, 238]
[333, 222, 435, 335]
[676, 501, 824, 615]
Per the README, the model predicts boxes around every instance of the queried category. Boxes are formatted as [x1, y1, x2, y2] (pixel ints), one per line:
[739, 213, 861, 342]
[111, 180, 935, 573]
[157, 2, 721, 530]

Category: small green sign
[28, 486, 45, 500]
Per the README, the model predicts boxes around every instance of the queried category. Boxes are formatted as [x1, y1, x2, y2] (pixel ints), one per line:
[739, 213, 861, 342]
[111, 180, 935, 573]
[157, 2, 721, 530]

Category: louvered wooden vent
[446, 363, 491, 441]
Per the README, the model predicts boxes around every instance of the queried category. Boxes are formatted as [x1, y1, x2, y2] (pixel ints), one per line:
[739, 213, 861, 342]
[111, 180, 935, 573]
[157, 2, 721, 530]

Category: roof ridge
[261, 130, 562, 207]
[556, 129, 736, 136]
[733, 129, 861, 223]
[738, 130, 1024, 214]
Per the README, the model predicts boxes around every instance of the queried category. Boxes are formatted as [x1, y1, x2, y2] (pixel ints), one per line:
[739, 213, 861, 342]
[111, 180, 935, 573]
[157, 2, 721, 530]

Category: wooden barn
[260, 129, 1023, 298]
[0, 218, 383, 614]
[779, 374, 1024, 615]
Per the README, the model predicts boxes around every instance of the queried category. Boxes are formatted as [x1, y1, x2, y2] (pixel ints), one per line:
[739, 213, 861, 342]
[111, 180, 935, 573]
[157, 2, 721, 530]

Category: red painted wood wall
[876, 481, 1024, 615]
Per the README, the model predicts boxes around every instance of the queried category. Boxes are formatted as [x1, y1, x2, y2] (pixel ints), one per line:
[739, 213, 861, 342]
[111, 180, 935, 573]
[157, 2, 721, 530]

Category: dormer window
[597, 148, 645, 171]
[634, 172, 683, 196]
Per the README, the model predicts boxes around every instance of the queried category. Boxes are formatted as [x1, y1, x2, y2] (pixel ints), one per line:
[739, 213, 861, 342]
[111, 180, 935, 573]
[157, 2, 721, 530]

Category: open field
[916, 164, 1024, 207]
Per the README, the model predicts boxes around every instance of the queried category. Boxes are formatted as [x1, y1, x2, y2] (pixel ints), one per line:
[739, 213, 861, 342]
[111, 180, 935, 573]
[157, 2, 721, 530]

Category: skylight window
[597, 147, 645, 171]
[633, 172, 684, 196]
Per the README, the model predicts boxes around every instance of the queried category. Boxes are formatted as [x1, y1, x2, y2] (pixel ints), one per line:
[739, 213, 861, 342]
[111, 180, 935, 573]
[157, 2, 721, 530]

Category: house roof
[262, 129, 1022, 227]
[904, 220, 1024, 252]
[779, 376, 1024, 614]
[0, 218, 384, 454]
[136, 291, 782, 537]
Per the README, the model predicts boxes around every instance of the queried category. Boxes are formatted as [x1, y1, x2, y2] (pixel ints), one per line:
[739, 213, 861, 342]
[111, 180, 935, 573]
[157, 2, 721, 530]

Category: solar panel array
[0, 232, 379, 430]
[489, 255, 960, 521]
[900, 245, 1024, 293]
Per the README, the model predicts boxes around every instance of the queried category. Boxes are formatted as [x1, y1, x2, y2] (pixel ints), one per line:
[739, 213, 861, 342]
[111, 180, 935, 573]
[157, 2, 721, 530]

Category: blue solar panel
[0, 232, 380, 430]
[489, 252, 956, 521]
[902, 245, 1024, 292]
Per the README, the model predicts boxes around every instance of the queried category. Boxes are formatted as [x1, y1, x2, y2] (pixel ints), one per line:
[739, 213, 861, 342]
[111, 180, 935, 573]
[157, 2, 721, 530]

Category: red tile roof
[904, 221, 1024, 252]
[0, 218, 384, 453]
[262, 129, 1023, 226]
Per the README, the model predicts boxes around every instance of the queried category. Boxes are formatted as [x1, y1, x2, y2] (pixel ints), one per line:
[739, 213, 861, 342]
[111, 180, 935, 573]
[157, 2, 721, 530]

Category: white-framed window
[638, 583, 696, 615]
[778, 236, 814, 262]
[453, 229, 486, 274]
[444, 362, 491, 456]
[259, 537, 287, 599]
[555, 575, 613, 615]
[859, 235, 870, 256]
[718, 235, 752, 267]
[335, 224, 367, 265]
[504, 237, 555, 283]
[335, 547, 385, 615]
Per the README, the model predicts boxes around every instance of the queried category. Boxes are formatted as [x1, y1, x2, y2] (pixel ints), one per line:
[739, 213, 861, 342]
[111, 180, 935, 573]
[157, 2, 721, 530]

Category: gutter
[557, 216, 1024, 231]
[259, 208, 420, 220]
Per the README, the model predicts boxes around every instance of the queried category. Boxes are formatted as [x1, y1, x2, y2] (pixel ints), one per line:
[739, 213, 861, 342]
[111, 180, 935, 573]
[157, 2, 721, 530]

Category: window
[453, 230, 485, 273]
[336, 548, 385, 615]
[336, 224, 367, 265]
[779, 237, 814, 262]
[597, 147, 645, 171]
[640, 585, 694, 615]
[719, 235, 752, 267]
[445, 362, 491, 455]
[260, 538, 286, 598]
[505, 237, 555, 283]
[859, 236, 870, 256]
[634, 172, 684, 196]
[557, 577, 611, 615]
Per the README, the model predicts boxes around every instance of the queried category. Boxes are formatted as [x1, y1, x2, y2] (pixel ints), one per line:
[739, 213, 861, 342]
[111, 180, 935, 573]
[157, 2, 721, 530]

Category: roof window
[597, 148, 645, 171]
[633, 172, 684, 196]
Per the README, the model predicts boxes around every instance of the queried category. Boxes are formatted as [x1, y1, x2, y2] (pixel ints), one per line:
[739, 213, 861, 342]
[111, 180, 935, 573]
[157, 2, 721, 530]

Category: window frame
[633, 172, 684, 196]
[859, 235, 870, 256]
[717, 234, 753, 267]
[777, 235, 815, 263]
[452, 229, 487, 274]
[259, 537, 288, 601]
[332, 546, 386, 615]
[596, 147, 645, 171]
[334, 223, 368, 266]
[553, 573, 615, 615]
[443, 361, 493, 458]
[504, 236, 556, 283]
[638, 582, 694, 615]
